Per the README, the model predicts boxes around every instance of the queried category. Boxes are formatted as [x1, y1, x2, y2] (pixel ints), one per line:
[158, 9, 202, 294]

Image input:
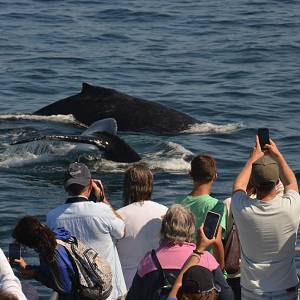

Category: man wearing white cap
[47, 162, 127, 300]
[231, 136, 300, 300]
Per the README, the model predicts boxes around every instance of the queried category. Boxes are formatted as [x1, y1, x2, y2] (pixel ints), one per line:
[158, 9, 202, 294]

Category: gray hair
[161, 204, 195, 244]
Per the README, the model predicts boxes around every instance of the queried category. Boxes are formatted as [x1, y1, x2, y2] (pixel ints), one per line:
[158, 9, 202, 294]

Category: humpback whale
[34, 83, 200, 134]
[11, 118, 141, 163]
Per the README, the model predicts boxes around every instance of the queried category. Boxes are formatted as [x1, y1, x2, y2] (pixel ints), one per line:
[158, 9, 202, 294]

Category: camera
[89, 180, 105, 203]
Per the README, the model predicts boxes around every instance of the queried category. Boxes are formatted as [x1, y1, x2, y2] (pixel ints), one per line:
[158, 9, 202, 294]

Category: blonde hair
[123, 164, 153, 205]
[161, 204, 195, 244]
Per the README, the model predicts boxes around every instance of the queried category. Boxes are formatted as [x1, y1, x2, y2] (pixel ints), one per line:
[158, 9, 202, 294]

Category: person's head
[123, 164, 153, 205]
[179, 266, 219, 300]
[12, 216, 56, 263]
[190, 155, 217, 185]
[251, 155, 279, 195]
[64, 162, 92, 196]
[0, 291, 18, 300]
[160, 204, 195, 244]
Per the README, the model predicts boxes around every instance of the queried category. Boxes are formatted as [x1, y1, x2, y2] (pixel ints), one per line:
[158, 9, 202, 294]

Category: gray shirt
[231, 189, 300, 292]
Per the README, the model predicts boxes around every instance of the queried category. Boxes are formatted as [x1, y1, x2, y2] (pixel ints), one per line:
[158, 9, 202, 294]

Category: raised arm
[265, 139, 298, 193]
[212, 226, 225, 271]
[232, 136, 264, 193]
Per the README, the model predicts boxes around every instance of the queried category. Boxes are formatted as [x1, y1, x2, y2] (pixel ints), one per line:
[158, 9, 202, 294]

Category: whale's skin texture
[34, 83, 200, 135]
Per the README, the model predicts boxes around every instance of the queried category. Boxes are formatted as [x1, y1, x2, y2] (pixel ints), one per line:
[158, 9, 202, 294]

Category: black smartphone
[9, 243, 21, 262]
[89, 180, 105, 203]
[258, 128, 270, 149]
[203, 211, 221, 239]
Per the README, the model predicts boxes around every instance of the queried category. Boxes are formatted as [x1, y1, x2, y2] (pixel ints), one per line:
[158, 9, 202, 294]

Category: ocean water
[0, 0, 300, 298]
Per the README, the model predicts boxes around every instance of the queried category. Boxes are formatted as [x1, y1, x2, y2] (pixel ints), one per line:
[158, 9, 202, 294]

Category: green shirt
[176, 194, 227, 235]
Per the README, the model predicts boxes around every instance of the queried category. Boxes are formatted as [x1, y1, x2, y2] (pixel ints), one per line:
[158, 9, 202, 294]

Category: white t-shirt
[231, 189, 300, 292]
[116, 201, 168, 289]
[0, 248, 27, 300]
[47, 198, 127, 300]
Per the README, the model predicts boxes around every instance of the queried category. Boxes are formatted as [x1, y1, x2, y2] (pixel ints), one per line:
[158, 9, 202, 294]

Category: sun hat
[181, 265, 220, 294]
[251, 155, 279, 187]
[64, 162, 91, 189]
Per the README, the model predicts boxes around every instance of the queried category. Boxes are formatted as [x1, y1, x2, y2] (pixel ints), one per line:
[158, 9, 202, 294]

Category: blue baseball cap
[64, 162, 91, 189]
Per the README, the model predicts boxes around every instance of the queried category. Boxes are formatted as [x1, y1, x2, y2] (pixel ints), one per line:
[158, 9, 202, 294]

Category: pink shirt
[138, 242, 219, 278]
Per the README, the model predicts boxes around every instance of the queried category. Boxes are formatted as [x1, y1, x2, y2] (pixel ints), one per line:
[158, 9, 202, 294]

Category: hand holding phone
[203, 211, 221, 239]
[9, 243, 21, 264]
[258, 128, 270, 150]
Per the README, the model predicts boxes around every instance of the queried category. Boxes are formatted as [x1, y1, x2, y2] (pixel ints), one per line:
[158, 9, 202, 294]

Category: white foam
[0, 142, 77, 167]
[182, 122, 243, 134]
[0, 113, 78, 124]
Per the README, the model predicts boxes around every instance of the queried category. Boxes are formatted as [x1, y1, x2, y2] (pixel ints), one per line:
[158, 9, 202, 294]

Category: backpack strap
[151, 250, 171, 287]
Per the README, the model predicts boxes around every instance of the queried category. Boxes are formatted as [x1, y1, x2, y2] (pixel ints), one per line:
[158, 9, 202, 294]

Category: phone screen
[258, 128, 270, 149]
[9, 243, 21, 262]
[203, 211, 221, 239]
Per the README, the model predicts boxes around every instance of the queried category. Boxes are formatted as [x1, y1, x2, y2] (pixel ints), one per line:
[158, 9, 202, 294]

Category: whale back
[34, 83, 200, 134]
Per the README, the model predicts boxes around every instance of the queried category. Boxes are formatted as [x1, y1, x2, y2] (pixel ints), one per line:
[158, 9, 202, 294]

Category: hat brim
[64, 177, 90, 189]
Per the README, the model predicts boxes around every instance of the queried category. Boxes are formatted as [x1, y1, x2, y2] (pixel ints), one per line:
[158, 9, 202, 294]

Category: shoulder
[284, 189, 300, 199]
[146, 201, 168, 212]
[137, 250, 155, 278]
[231, 190, 248, 203]
[281, 190, 300, 207]
[199, 251, 219, 271]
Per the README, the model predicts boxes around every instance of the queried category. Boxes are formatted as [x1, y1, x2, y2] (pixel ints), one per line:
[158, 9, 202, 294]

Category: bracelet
[193, 249, 204, 255]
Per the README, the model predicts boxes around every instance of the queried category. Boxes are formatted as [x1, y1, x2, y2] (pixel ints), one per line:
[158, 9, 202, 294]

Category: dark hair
[190, 155, 217, 184]
[254, 182, 276, 194]
[66, 183, 88, 196]
[12, 216, 57, 263]
[123, 164, 153, 205]
[0, 291, 18, 300]
[180, 290, 218, 300]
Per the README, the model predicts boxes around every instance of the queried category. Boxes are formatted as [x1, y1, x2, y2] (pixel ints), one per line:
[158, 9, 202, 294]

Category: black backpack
[151, 250, 178, 300]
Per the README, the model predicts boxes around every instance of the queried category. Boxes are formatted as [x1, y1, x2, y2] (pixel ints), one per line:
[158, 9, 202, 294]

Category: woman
[12, 216, 78, 300]
[126, 204, 233, 300]
[117, 164, 168, 289]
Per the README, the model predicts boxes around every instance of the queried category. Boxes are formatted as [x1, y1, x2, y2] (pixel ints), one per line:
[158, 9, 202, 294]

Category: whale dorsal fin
[81, 118, 118, 137]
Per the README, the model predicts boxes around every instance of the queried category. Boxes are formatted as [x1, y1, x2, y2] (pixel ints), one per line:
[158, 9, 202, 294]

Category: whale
[34, 83, 200, 134]
[11, 118, 141, 163]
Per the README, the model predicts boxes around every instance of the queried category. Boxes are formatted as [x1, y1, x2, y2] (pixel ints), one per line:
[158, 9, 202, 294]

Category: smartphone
[203, 211, 221, 239]
[9, 243, 21, 262]
[89, 180, 105, 202]
[258, 128, 270, 149]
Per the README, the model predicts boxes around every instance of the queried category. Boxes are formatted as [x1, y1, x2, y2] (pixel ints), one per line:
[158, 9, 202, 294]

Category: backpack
[56, 237, 113, 300]
[224, 223, 241, 275]
[150, 250, 177, 300]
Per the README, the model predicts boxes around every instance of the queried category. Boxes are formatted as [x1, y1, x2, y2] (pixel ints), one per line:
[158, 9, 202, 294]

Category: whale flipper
[11, 133, 141, 163]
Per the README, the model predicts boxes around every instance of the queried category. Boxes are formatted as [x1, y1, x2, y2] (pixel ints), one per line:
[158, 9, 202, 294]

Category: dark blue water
[1, 1, 300, 298]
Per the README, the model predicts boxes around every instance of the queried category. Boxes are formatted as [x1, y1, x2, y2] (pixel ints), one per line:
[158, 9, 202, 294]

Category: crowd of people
[0, 136, 299, 300]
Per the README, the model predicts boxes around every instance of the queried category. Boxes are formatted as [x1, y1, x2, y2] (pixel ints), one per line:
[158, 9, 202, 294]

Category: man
[176, 154, 226, 270]
[232, 136, 300, 299]
[47, 162, 127, 300]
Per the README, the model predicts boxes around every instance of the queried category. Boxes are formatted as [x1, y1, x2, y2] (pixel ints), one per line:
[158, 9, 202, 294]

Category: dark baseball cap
[181, 265, 220, 294]
[251, 156, 279, 187]
[64, 162, 91, 189]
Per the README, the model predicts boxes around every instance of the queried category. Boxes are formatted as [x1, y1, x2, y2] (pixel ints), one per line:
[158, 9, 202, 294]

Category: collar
[65, 195, 89, 204]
